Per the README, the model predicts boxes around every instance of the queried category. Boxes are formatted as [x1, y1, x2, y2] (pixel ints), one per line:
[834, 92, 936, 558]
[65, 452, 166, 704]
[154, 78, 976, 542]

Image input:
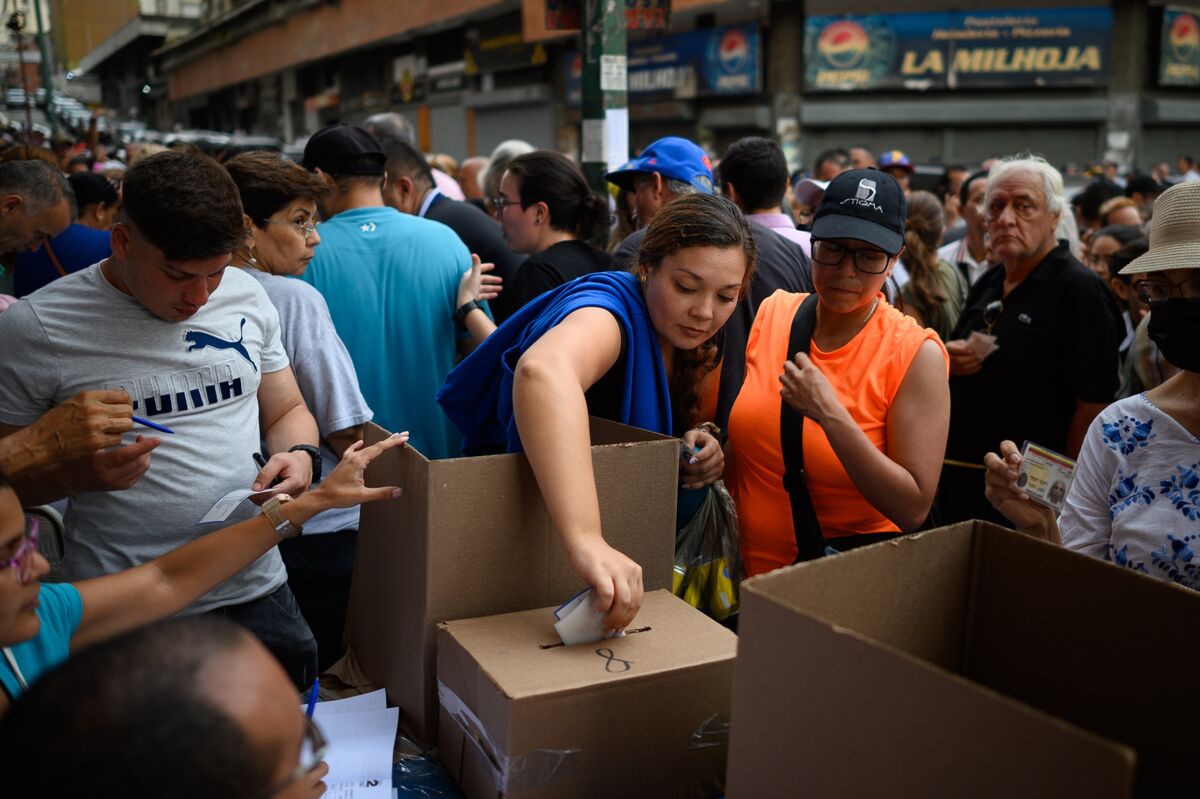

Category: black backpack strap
[780, 294, 826, 562]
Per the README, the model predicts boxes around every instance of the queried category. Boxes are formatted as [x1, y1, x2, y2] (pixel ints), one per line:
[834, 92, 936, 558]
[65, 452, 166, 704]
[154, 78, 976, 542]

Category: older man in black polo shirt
[938, 155, 1123, 526]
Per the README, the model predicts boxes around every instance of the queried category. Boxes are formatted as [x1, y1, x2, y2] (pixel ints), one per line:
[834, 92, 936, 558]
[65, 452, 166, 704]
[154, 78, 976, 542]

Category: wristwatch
[262, 494, 303, 539]
[454, 299, 482, 328]
[288, 444, 322, 483]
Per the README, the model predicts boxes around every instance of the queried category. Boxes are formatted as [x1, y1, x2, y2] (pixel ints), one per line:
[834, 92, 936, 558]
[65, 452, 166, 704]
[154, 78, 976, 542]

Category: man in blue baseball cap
[607, 136, 714, 237]
[878, 150, 914, 195]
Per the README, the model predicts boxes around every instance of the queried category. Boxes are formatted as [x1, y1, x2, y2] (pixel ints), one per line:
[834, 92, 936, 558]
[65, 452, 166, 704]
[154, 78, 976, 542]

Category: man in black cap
[372, 133, 526, 323]
[299, 124, 473, 459]
[1124, 174, 1165, 222]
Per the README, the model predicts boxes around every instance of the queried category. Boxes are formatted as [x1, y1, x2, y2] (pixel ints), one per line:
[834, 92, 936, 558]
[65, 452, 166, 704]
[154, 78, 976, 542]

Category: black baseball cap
[811, 168, 906, 254]
[302, 124, 386, 176]
[1124, 174, 1165, 198]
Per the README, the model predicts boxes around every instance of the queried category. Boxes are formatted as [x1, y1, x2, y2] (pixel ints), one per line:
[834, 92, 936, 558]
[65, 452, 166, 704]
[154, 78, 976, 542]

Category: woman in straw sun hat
[982, 181, 1200, 589]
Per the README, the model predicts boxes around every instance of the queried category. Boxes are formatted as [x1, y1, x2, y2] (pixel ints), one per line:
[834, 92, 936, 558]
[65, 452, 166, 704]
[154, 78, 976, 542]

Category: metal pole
[6, 10, 33, 142]
[32, 0, 54, 133]
[580, 0, 627, 195]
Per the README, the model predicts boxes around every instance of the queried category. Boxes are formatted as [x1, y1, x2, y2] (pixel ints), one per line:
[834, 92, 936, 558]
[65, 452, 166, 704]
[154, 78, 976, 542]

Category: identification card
[1017, 442, 1076, 513]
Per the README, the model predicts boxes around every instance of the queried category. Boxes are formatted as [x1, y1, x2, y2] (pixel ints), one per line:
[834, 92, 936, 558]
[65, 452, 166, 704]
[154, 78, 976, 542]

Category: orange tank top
[725, 290, 947, 577]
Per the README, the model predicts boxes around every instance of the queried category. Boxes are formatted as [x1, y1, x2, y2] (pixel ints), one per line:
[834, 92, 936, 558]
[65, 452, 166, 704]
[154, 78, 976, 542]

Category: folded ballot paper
[553, 587, 625, 646]
[301, 689, 397, 799]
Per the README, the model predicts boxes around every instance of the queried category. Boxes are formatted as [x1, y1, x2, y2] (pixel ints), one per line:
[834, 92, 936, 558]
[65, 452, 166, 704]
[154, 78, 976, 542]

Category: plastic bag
[672, 482, 743, 621]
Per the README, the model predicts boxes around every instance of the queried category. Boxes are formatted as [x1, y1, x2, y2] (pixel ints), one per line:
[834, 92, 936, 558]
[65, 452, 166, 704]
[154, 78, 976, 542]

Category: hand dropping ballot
[1017, 442, 1077, 513]
[554, 588, 625, 646]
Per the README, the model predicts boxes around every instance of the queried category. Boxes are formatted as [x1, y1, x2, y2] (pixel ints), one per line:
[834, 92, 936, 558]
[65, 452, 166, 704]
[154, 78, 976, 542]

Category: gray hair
[1055, 205, 1082, 260]
[362, 112, 416, 147]
[0, 159, 75, 218]
[483, 139, 534, 200]
[633, 172, 705, 198]
[985, 154, 1065, 220]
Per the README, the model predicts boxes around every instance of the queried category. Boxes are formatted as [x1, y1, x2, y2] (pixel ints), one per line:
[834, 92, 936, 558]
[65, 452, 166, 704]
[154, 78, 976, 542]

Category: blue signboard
[804, 8, 1111, 91]
[565, 22, 760, 106]
[1160, 6, 1200, 87]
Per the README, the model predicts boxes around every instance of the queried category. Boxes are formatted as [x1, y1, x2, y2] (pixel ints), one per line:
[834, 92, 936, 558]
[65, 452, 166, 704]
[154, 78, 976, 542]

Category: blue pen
[131, 416, 175, 435]
[305, 678, 319, 718]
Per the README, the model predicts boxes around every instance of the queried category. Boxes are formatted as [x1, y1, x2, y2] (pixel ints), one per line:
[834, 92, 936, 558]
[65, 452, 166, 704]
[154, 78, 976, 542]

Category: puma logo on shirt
[184, 318, 258, 372]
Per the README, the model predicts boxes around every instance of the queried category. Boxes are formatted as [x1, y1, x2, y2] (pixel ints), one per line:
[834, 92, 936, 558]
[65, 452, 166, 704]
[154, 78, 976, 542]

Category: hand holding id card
[1017, 442, 1076, 513]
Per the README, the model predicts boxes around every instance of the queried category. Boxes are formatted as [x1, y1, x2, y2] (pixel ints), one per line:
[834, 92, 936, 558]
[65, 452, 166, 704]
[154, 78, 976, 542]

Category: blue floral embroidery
[1160, 464, 1200, 522]
[1106, 543, 1149, 576]
[1108, 471, 1156, 520]
[1149, 533, 1200, 591]
[1101, 415, 1155, 455]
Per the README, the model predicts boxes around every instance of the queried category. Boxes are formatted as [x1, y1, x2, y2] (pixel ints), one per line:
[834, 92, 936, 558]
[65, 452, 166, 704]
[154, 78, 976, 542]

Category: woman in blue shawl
[439, 194, 756, 634]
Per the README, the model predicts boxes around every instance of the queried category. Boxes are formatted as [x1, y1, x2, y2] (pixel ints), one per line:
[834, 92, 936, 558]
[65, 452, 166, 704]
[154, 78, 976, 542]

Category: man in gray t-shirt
[0, 151, 324, 686]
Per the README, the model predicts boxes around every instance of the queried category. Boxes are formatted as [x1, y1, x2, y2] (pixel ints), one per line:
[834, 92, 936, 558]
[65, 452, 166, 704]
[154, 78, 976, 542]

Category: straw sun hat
[1120, 181, 1200, 275]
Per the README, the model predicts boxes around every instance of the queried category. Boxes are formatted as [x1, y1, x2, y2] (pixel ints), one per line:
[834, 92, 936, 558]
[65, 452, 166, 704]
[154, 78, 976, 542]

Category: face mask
[1148, 298, 1200, 373]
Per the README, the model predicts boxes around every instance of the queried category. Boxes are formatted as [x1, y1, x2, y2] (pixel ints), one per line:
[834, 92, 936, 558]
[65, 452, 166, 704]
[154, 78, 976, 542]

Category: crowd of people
[0, 118, 1194, 795]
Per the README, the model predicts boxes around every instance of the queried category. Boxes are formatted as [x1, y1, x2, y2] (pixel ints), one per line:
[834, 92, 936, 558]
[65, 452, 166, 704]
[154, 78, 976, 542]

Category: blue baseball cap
[606, 137, 714, 194]
[877, 150, 914, 174]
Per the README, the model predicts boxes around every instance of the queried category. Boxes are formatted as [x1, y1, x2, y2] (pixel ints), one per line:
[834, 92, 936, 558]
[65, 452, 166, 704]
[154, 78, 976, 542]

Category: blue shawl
[437, 270, 672, 453]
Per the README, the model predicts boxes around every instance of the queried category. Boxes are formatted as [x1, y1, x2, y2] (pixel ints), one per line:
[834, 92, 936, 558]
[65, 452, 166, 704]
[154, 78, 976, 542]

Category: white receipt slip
[198, 486, 282, 523]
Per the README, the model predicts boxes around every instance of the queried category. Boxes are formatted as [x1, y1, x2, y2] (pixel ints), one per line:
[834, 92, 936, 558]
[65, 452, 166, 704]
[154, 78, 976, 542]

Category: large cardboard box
[727, 521, 1199, 798]
[437, 590, 736, 798]
[343, 419, 678, 744]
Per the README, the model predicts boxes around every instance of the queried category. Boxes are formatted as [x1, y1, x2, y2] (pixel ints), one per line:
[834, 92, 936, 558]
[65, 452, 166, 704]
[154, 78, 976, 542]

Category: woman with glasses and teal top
[984, 181, 1200, 591]
[724, 169, 951, 576]
[0, 431, 407, 712]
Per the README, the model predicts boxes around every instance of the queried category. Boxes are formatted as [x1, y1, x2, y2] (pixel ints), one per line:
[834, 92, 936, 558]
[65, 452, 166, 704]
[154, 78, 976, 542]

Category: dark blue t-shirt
[14, 224, 111, 298]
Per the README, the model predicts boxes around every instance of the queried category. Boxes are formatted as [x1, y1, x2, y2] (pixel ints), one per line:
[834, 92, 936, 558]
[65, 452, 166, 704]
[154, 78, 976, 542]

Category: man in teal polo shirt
[301, 124, 471, 459]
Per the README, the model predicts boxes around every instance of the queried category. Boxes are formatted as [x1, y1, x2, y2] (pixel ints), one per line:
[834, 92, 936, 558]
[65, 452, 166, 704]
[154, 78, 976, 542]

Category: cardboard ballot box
[343, 420, 678, 744]
[437, 590, 736, 798]
[727, 521, 1200, 798]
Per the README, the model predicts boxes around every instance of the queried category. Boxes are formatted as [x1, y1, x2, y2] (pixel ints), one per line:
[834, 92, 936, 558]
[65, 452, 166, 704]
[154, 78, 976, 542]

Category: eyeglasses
[1134, 274, 1200, 306]
[811, 240, 892, 274]
[265, 715, 327, 797]
[983, 299, 1004, 334]
[1, 515, 39, 585]
[490, 196, 522, 212]
[266, 219, 319, 239]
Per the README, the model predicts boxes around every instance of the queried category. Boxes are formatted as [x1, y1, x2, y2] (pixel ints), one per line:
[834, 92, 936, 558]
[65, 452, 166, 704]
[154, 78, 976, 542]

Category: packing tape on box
[438, 680, 582, 791]
[688, 711, 732, 749]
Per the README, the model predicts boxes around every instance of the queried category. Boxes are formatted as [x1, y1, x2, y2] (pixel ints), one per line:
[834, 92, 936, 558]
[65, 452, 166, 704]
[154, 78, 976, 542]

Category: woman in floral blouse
[983, 182, 1200, 590]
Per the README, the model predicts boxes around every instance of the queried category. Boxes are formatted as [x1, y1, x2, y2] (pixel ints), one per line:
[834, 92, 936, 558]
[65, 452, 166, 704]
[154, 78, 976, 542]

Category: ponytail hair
[903, 190, 947, 312]
[506, 151, 611, 242]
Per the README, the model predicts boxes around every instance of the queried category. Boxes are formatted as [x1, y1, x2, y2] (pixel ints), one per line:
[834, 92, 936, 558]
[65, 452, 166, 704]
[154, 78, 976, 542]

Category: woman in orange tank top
[725, 169, 951, 577]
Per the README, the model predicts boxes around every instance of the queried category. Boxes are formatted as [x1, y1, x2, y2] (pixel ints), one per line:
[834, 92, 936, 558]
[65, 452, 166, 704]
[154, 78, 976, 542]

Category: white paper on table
[318, 706, 399, 786]
[198, 486, 282, 523]
[308, 689, 387, 718]
[321, 783, 391, 799]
